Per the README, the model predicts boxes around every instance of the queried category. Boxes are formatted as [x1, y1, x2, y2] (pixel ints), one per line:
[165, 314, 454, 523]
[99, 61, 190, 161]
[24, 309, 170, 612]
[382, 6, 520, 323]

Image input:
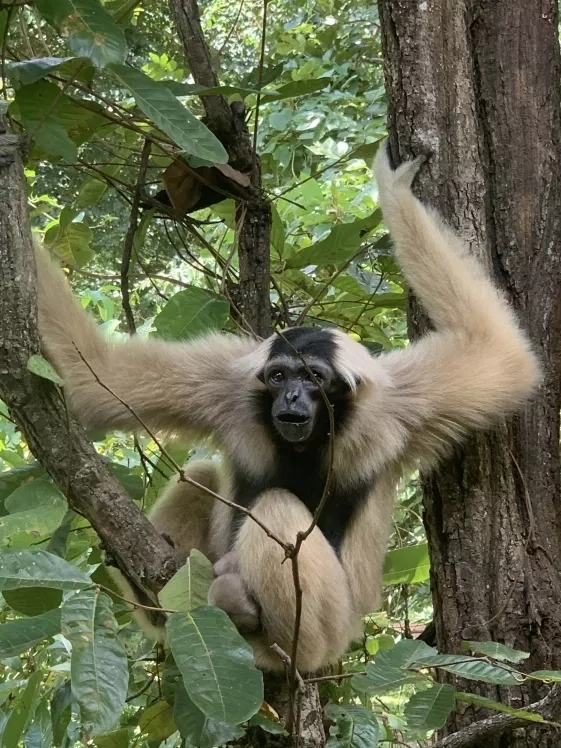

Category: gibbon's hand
[208, 553, 261, 634]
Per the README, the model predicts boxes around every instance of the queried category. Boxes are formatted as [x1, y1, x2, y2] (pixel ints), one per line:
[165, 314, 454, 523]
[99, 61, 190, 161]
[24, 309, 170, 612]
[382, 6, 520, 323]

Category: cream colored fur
[33, 143, 540, 674]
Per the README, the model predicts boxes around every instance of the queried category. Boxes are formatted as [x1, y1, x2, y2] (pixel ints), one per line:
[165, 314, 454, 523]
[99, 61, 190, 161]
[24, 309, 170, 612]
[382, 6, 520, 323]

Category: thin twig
[126, 672, 157, 702]
[94, 583, 175, 614]
[121, 138, 152, 335]
[251, 0, 269, 184]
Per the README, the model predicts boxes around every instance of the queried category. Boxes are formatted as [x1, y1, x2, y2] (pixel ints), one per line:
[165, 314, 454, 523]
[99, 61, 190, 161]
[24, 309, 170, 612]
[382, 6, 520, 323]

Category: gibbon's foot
[209, 568, 261, 634]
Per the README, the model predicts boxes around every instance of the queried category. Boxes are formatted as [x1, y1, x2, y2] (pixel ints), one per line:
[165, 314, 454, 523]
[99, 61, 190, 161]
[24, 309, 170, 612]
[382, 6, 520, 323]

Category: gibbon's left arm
[33, 244, 257, 438]
[373, 145, 541, 466]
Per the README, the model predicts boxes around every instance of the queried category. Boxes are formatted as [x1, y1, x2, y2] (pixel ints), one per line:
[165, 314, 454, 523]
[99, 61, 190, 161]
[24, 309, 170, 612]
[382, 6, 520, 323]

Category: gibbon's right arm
[34, 245, 257, 438]
[373, 145, 541, 467]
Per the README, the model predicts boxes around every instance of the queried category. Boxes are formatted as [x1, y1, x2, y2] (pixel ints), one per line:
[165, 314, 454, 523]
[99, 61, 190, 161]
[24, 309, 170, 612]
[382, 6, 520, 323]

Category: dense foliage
[0, 1, 558, 746]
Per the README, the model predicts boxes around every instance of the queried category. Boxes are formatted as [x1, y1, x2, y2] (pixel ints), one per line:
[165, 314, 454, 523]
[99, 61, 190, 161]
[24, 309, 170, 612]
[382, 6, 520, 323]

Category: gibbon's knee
[234, 490, 356, 674]
[107, 460, 221, 639]
[148, 460, 221, 560]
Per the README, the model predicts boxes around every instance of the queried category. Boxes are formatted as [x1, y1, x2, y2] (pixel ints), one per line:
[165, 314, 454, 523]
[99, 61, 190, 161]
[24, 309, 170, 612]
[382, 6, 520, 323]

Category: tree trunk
[378, 1, 561, 746]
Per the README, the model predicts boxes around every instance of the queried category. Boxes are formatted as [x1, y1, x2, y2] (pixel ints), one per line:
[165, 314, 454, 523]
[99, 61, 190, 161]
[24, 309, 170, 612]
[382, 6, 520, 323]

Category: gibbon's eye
[307, 370, 324, 384]
[269, 370, 285, 385]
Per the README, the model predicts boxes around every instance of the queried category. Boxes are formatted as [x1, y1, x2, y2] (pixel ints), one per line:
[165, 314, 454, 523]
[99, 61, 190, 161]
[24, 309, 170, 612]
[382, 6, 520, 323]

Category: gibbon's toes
[208, 573, 261, 634]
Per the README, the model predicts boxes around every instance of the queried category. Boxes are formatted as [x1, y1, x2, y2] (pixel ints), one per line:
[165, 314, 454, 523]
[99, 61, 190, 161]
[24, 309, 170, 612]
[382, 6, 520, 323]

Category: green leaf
[324, 704, 380, 748]
[159, 549, 213, 613]
[0, 609, 60, 657]
[456, 691, 545, 723]
[414, 655, 523, 686]
[93, 728, 134, 748]
[49, 222, 94, 268]
[26, 355, 65, 386]
[530, 670, 561, 682]
[382, 543, 430, 586]
[3, 588, 63, 617]
[404, 683, 455, 731]
[36, 0, 127, 68]
[348, 140, 383, 162]
[138, 701, 175, 743]
[0, 549, 91, 591]
[5, 477, 66, 514]
[248, 712, 288, 735]
[74, 165, 121, 209]
[260, 78, 329, 104]
[108, 64, 228, 163]
[7, 57, 78, 86]
[174, 681, 244, 747]
[2, 671, 42, 748]
[0, 464, 45, 502]
[351, 640, 435, 695]
[462, 641, 530, 664]
[153, 287, 229, 341]
[286, 211, 382, 268]
[166, 605, 263, 725]
[50, 681, 72, 747]
[62, 589, 128, 736]
[24, 698, 53, 748]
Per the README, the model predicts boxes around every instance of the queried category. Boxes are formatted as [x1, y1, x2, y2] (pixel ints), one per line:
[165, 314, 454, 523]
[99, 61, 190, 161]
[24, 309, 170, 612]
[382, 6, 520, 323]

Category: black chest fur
[230, 448, 375, 552]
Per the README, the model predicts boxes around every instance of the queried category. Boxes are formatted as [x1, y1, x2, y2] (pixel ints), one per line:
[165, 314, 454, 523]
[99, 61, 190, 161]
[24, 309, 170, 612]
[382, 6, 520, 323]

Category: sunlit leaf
[153, 287, 229, 340]
[325, 704, 380, 748]
[138, 701, 176, 743]
[382, 543, 430, 586]
[167, 606, 263, 725]
[108, 64, 228, 163]
[62, 589, 128, 736]
[404, 683, 455, 731]
[36, 0, 127, 68]
[159, 549, 213, 613]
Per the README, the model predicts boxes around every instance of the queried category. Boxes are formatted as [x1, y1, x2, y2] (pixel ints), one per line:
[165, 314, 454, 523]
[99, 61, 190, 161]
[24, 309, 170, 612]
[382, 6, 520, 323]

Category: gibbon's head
[256, 326, 377, 445]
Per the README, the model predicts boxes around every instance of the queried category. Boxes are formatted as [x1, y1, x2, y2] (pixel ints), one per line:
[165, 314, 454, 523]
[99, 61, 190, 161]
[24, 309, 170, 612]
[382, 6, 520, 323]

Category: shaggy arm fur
[373, 145, 541, 466]
[34, 245, 257, 438]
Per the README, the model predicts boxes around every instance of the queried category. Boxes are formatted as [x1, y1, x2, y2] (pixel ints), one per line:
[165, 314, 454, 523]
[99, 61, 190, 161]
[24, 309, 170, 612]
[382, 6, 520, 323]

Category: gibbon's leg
[108, 460, 221, 638]
[231, 490, 358, 674]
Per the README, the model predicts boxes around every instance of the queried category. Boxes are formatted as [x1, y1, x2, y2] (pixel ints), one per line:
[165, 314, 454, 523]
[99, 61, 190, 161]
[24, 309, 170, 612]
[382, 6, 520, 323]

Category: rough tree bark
[378, 1, 561, 746]
[0, 124, 180, 602]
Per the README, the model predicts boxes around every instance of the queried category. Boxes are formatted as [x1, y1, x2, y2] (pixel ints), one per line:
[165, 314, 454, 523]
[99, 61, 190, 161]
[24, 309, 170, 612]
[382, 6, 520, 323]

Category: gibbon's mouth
[276, 413, 310, 425]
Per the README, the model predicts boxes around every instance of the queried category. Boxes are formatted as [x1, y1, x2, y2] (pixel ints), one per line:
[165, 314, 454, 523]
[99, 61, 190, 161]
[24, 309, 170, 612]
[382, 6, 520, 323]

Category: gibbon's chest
[230, 450, 376, 552]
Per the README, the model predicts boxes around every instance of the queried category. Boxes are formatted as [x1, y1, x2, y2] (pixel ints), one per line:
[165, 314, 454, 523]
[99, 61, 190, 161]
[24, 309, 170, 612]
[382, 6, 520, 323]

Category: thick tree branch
[431, 685, 561, 748]
[0, 123, 179, 601]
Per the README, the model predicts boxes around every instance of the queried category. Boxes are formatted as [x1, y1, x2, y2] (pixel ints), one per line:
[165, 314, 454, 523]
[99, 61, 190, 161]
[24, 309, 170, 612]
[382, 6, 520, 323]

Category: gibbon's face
[259, 327, 352, 444]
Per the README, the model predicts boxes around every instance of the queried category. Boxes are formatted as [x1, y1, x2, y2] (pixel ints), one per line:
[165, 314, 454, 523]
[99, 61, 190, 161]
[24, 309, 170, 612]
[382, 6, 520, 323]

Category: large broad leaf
[62, 589, 129, 736]
[2, 671, 42, 748]
[15, 80, 105, 160]
[0, 464, 45, 502]
[174, 681, 244, 747]
[152, 287, 229, 341]
[49, 222, 94, 268]
[456, 692, 545, 723]
[286, 211, 382, 268]
[411, 652, 523, 686]
[382, 543, 430, 586]
[93, 728, 134, 747]
[404, 683, 455, 731]
[1, 478, 67, 543]
[324, 704, 380, 748]
[0, 609, 61, 657]
[36, 0, 127, 68]
[462, 640, 530, 664]
[108, 64, 228, 163]
[7, 57, 77, 86]
[166, 606, 263, 725]
[0, 549, 91, 591]
[159, 550, 213, 613]
[50, 681, 73, 747]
